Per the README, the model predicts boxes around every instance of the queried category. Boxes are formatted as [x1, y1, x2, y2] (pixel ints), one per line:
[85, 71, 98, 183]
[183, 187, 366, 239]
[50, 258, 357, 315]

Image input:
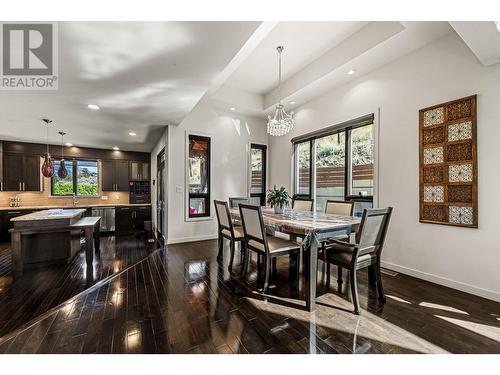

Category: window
[315, 132, 346, 211]
[292, 115, 374, 211]
[52, 160, 99, 197]
[250, 143, 267, 206]
[294, 141, 311, 196]
[188, 134, 211, 218]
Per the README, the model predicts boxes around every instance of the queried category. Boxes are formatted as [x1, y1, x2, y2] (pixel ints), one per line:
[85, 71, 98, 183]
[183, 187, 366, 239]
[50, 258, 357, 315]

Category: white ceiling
[450, 22, 500, 66]
[0, 21, 260, 152]
[225, 22, 368, 94]
[212, 21, 454, 116]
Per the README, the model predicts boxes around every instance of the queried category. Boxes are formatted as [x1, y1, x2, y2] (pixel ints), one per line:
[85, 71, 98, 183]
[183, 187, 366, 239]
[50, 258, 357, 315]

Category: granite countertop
[0, 203, 151, 211]
[11, 209, 87, 222]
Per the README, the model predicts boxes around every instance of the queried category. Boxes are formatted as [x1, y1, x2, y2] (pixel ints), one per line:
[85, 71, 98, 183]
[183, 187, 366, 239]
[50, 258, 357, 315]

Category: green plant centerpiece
[266, 185, 290, 214]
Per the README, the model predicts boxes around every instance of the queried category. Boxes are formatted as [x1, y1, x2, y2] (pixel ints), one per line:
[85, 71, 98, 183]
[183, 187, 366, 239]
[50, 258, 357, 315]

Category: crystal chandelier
[267, 46, 294, 137]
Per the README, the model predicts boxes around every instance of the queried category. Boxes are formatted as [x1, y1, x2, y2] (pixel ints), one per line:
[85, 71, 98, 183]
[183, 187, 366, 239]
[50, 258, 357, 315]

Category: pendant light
[41, 118, 54, 178]
[58, 131, 68, 179]
[267, 46, 295, 137]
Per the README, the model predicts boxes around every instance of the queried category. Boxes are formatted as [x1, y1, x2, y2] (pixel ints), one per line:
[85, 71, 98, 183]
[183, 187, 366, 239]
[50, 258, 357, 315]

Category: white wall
[150, 128, 168, 238]
[166, 102, 268, 244]
[268, 33, 500, 302]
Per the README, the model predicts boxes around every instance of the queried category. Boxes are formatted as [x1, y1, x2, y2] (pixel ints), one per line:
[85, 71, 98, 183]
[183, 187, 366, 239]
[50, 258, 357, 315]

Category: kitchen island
[10, 209, 94, 273]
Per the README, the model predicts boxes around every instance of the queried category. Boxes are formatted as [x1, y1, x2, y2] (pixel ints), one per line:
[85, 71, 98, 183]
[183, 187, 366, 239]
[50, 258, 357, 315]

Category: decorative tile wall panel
[448, 121, 472, 142]
[419, 95, 477, 228]
[423, 107, 444, 127]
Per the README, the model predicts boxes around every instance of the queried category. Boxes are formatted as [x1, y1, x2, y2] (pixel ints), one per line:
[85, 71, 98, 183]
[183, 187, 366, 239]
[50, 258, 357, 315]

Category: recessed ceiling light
[230, 107, 236, 111]
[129, 132, 137, 136]
[65, 142, 73, 147]
[290, 101, 296, 105]
[113, 147, 120, 151]
[87, 104, 100, 110]
[347, 69, 357, 75]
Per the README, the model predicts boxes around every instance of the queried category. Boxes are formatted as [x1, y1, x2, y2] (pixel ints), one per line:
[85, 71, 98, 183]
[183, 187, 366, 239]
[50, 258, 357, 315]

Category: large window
[52, 160, 99, 196]
[188, 134, 211, 218]
[292, 115, 374, 211]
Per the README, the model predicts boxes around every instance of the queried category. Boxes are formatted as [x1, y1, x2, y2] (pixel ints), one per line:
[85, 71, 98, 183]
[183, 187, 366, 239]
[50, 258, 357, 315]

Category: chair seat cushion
[325, 242, 374, 266]
[222, 227, 244, 239]
[248, 236, 300, 254]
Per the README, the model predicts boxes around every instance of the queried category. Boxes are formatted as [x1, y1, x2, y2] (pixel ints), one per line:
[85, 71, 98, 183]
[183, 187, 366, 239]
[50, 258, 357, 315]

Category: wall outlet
[115, 195, 120, 200]
[101, 195, 108, 200]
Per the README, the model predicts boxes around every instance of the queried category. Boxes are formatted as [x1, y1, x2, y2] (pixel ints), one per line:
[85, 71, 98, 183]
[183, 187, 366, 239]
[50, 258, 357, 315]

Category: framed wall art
[419, 95, 477, 228]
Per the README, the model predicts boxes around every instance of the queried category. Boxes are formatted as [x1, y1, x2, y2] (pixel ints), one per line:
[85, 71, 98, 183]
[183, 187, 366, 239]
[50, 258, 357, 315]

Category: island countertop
[11, 209, 87, 222]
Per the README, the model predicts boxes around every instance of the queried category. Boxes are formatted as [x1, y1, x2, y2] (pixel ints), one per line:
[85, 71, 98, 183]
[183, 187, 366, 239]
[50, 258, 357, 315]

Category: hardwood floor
[0, 235, 156, 337]
[0, 238, 499, 353]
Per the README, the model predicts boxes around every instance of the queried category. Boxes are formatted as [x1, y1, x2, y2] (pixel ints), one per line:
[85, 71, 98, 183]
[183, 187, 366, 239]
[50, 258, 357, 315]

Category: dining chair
[323, 207, 393, 314]
[214, 200, 245, 272]
[238, 204, 301, 293]
[292, 195, 314, 212]
[325, 200, 354, 216]
[349, 198, 373, 217]
[319, 200, 355, 263]
[228, 197, 250, 209]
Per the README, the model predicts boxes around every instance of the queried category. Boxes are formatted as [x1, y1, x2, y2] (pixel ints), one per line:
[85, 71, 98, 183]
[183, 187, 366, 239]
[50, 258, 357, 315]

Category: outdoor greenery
[52, 162, 98, 196]
[266, 185, 290, 208]
[298, 125, 374, 168]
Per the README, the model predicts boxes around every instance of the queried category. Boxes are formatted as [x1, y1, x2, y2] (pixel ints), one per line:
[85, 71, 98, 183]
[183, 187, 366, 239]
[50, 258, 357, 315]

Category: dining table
[230, 206, 361, 312]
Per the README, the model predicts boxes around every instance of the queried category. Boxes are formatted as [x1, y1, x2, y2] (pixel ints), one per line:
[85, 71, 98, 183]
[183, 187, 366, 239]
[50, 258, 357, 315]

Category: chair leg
[217, 230, 223, 260]
[241, 247, 250, 278]
[271, 258, 277, 276]
[368, 264, 376, 287]
[228, 240, 235, 272]
[376, 258, 386, 304]
[326, 263, 331, 287]
[262, 256, 271, 294]
[350, 269, 360, 315]
[337, 266, 343, 286]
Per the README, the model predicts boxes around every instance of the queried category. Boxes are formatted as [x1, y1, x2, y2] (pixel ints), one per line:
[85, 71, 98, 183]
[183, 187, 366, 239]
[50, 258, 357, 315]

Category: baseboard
[166, 233, 218, 245]
[382, 261, 500, 303]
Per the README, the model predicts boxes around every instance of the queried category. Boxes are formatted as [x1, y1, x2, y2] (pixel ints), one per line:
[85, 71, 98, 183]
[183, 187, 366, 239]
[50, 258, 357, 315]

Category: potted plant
[266, 185, 290, 214]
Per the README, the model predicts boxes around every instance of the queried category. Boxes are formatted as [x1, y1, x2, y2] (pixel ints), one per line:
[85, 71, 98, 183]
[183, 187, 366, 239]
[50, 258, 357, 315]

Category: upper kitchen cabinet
[101, 160, 129, 192]
[130, 161, 149, 181]
[2, 152, 41, 191]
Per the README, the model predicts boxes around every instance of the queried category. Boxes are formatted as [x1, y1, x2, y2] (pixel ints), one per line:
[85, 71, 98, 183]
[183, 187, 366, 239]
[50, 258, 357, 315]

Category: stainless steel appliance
[91, 207, 115, 232]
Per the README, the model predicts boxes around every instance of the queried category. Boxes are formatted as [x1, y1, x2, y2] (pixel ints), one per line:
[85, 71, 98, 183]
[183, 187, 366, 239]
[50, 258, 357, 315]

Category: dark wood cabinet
[115, 207, 134, 235]
[102, 160, 130, 192]
[130, 161, 149, 181]
[0, 209, 34, 243]
[115, 205, 151, 235]
[2, 152, 40, 191]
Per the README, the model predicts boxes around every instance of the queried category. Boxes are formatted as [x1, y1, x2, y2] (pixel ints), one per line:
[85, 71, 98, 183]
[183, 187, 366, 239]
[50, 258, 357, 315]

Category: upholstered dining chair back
[356, 207, 393, 257]
[325, 200, 354, 216]
[214, 200, 231, 231]
[228, 197, 250, 209]
[292, 196, 314, 212]
[238, 204, 266, 243]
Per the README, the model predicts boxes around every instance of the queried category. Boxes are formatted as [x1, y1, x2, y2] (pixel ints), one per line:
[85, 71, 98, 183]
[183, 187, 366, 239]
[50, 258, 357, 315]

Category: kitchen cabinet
[115, 205, 151, 235]
[0, 209, 34, 243]
[102, 160, 129, 192]
[2, 152, 40, 191]
[130, 161, 149, 181]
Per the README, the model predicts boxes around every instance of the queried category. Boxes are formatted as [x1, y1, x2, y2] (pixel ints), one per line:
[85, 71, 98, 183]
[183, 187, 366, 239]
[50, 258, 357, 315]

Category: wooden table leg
[94, 224, 100, 255]
[304, 235, 318, 312]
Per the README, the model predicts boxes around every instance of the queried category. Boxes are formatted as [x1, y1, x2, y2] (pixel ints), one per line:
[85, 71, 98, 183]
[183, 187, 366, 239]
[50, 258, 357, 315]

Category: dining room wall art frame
[419, 94, 477, 228]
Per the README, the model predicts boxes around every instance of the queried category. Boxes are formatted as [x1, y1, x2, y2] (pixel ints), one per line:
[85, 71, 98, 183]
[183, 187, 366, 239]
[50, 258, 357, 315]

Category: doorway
[156, 148, 166, 240]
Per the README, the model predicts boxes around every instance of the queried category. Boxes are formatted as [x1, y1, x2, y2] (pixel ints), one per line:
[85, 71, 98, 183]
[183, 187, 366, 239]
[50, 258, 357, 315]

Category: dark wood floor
[0, 234, 156, 337]
[0, 238, 500, 354]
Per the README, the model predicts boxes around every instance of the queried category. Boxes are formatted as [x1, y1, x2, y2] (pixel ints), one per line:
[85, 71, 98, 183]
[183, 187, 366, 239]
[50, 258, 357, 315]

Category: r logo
[2, 23, 53, 76]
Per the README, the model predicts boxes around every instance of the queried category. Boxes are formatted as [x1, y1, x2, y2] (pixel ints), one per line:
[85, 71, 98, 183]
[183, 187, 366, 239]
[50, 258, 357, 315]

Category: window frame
[292, 115, 374, 208]
[186, 133, 212, 221]
[51, 159, 100, 197]
[249, 143, 267, 206]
